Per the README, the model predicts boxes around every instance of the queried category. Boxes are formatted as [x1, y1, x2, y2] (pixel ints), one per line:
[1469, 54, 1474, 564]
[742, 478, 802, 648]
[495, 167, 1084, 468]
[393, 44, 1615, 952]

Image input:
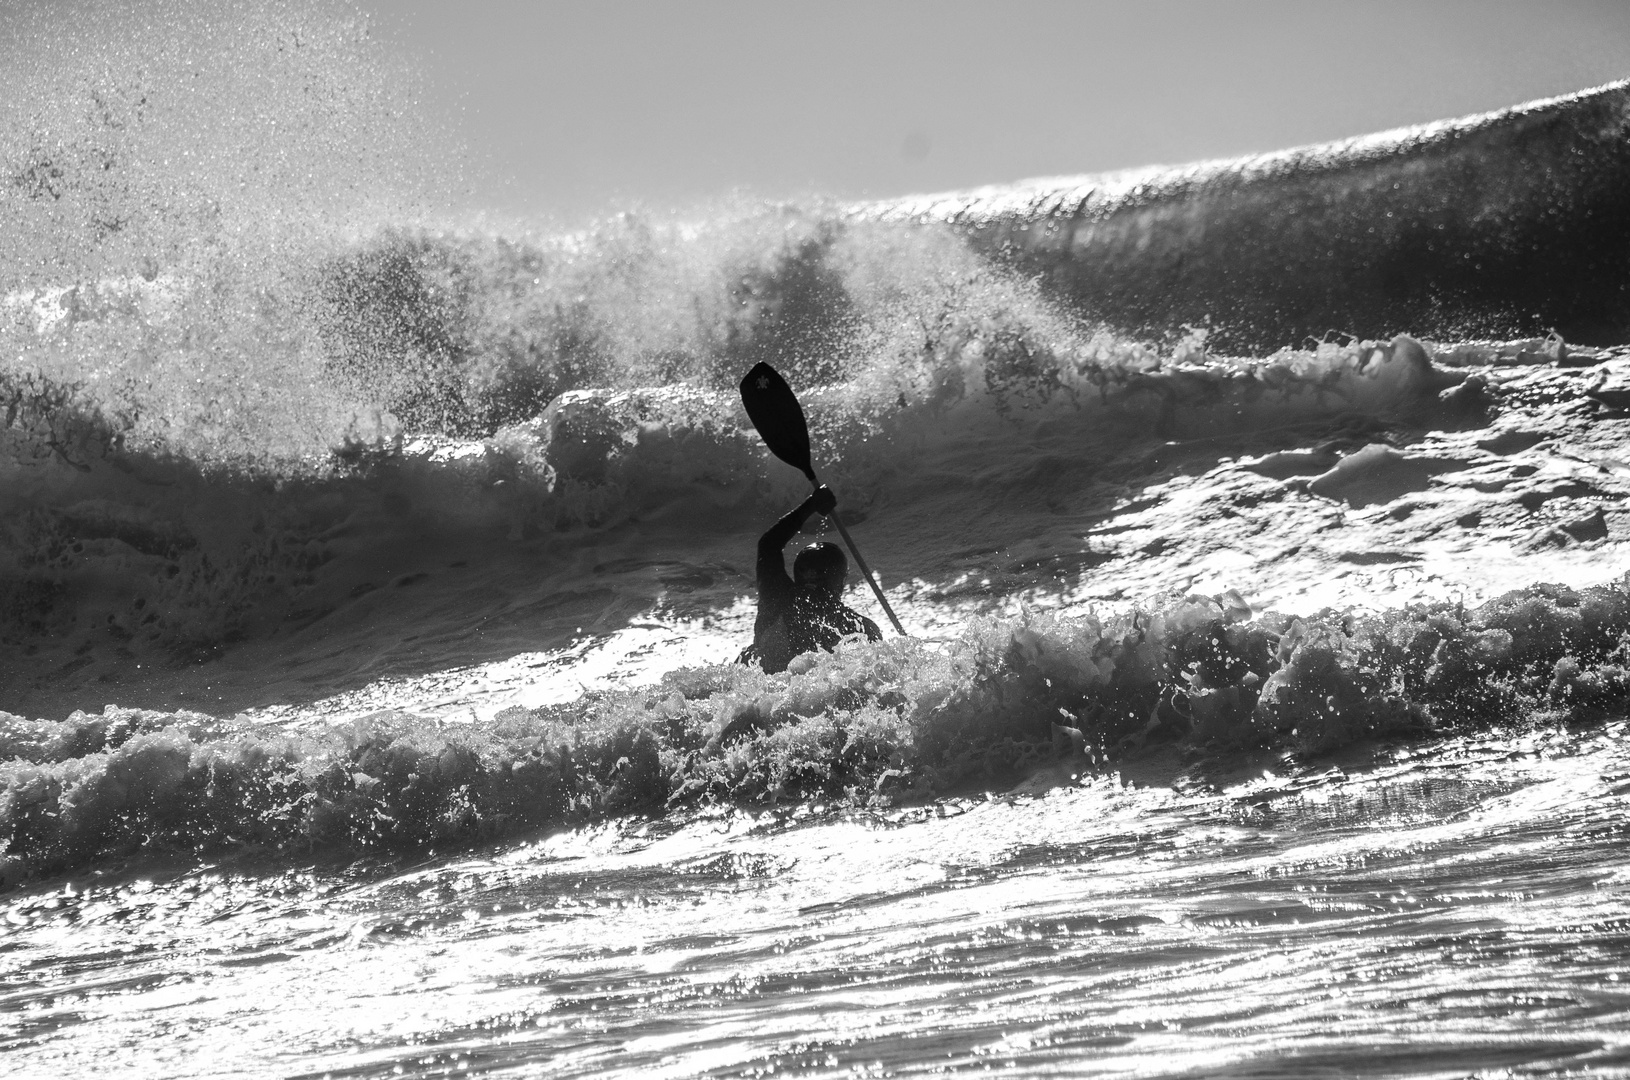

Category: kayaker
[741, 485, 881, 673]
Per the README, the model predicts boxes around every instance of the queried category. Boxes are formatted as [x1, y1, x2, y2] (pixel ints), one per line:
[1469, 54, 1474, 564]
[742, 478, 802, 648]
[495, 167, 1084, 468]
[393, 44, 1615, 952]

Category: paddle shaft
[827, 504, 905, 637]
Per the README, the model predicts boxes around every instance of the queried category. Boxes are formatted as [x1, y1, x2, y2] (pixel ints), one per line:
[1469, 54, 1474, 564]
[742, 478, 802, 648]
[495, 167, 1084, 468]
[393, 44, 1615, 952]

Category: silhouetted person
[741, 486, 881, 673]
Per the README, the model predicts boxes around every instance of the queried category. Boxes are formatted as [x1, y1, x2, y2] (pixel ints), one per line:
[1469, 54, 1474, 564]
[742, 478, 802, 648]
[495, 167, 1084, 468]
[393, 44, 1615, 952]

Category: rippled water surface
[5, 724, 1629, 1079]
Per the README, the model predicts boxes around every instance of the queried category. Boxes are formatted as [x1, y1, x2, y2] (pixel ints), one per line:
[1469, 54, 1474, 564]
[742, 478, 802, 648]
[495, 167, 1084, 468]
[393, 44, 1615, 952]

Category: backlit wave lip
[860, 80, 1625, 223]
[855, 79, 1630, 351]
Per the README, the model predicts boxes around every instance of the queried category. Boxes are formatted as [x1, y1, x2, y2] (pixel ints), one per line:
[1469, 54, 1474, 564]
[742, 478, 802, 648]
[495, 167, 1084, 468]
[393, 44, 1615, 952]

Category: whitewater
[5, 5, 1630, 1077]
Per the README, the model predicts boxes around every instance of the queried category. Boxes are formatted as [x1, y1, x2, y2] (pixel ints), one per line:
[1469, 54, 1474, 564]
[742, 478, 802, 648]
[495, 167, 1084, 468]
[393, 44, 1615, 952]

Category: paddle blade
[739, 362, 816, 481]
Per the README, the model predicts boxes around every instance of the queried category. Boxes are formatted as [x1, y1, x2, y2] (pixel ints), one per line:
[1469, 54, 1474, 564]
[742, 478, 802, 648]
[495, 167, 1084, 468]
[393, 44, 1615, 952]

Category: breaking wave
[0, 0, 1590, 680]
[0, 321, 1468, 666]
[6, 579, 1629, 886]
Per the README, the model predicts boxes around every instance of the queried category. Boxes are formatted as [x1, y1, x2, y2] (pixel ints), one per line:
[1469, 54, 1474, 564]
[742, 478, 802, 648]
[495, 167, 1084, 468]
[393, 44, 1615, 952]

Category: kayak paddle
[739, 362, 906, 636]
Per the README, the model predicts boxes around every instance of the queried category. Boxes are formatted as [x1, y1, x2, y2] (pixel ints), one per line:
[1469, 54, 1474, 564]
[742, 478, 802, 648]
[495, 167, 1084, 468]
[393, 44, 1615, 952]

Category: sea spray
[1, 0, 449, 464]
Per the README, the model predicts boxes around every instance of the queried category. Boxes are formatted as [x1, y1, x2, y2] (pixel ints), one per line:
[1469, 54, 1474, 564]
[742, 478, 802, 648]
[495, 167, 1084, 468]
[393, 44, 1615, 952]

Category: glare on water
[4, 723, 1628, 1079]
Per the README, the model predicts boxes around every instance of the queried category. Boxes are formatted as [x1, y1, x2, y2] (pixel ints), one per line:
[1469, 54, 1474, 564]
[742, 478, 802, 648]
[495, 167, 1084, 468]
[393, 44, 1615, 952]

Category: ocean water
[6, 5, 1630, 1078]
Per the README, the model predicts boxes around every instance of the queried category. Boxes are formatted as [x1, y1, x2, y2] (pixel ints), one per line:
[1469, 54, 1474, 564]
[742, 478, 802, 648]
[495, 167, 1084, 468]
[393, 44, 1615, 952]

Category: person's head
[792, 541, 847, 599]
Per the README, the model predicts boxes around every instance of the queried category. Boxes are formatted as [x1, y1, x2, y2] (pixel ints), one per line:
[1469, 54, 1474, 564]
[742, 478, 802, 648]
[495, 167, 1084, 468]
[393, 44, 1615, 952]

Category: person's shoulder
[757, 550, 793, 593]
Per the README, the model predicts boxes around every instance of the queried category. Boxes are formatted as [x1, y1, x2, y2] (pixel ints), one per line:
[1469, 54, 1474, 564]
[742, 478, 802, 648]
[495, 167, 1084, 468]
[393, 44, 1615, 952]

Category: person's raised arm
[758, 486, 836, 561]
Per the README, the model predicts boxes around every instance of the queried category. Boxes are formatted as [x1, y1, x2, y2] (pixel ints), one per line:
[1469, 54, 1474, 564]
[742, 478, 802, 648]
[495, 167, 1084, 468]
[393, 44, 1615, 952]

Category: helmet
[793, 541, 847, 593]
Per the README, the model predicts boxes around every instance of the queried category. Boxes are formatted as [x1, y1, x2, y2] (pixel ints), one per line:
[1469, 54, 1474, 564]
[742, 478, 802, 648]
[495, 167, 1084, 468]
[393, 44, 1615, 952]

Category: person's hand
[810, 486, 837, 516]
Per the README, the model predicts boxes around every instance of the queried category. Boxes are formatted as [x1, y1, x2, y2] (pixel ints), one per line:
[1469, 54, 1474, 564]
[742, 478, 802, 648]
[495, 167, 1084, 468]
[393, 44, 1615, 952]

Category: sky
[361, 0, 1630, 225]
